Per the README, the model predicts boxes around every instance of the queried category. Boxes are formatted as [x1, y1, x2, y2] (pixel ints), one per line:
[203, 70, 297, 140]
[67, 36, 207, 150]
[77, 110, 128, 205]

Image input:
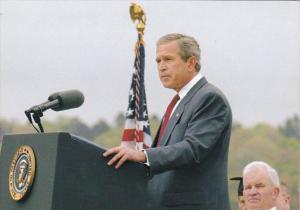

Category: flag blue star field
[121, 40, 152, 150]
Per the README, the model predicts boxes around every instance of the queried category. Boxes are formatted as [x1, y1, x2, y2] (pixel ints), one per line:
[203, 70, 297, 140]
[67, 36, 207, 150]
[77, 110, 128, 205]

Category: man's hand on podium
[103, 146, 146, 169]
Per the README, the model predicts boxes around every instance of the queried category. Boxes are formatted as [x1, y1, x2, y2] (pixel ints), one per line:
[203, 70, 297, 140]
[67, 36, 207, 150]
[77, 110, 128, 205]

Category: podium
[0, 133, 148, 210]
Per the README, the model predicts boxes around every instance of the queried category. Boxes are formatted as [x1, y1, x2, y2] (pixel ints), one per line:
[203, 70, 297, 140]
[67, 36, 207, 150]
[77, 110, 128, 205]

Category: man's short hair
[157, 33, 201, 72]
[243, 161, 280, 187]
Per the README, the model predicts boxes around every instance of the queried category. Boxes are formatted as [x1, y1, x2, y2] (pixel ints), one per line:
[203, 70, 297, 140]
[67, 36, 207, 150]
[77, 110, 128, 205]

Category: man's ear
[187, 56, 197, 72]
[273, 187, 280, 199]
[285, 195, 291, 204]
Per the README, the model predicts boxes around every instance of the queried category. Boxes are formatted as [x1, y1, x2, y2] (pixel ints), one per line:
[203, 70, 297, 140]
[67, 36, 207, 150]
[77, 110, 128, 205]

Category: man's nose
[249, 187, 258, 195]
[158, 61, 167, 72]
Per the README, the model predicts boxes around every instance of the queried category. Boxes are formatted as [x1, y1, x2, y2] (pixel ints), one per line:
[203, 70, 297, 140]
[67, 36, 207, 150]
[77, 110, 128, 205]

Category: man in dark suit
[104, 33, 232, 210]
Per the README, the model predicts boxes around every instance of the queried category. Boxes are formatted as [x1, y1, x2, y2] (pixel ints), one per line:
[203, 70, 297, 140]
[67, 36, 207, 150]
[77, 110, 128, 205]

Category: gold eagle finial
[130, 2, 146, 35]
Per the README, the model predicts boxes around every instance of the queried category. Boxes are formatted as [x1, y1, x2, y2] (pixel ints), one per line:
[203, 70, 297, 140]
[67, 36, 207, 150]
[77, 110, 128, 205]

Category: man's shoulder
[196, 80, 228, 101]
[191, 77, 223, 95]
[189, 80, 232, 114]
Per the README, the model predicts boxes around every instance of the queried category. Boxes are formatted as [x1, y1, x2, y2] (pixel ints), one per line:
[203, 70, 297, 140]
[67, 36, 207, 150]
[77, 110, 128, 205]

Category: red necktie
[156, 94, 180, 147]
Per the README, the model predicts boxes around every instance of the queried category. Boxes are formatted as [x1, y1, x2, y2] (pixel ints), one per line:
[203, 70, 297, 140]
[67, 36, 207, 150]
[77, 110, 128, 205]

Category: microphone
[25, 90, 84, 114]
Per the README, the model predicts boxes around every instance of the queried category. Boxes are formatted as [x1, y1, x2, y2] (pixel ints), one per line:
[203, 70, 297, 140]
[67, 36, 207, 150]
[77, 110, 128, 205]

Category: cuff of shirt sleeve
[141, 149, 150, 166]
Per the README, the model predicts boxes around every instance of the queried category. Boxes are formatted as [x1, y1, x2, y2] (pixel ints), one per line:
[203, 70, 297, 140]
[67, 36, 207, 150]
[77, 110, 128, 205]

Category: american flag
[121, 38, 152, 150]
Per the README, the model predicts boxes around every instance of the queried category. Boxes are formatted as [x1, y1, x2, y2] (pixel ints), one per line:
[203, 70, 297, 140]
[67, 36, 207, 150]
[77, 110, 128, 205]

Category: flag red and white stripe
[121, 38, 152, 150]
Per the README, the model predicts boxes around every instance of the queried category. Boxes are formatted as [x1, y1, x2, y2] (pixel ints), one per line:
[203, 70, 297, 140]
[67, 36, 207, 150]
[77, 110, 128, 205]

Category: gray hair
[243, 161, 280, 187]
[156, 33, 201, 72]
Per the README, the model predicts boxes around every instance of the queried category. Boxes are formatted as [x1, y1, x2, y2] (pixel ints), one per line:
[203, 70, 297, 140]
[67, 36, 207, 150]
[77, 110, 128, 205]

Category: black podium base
[0, 133, 147, 210]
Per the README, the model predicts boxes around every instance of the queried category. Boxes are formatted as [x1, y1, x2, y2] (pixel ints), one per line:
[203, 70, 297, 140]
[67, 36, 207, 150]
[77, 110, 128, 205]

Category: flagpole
[121, 3, 151, 150]
[131, 3, 146, 150]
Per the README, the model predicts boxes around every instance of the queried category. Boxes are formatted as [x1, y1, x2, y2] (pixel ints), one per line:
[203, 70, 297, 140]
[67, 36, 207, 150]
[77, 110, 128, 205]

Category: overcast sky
[0, 1, 299, 127]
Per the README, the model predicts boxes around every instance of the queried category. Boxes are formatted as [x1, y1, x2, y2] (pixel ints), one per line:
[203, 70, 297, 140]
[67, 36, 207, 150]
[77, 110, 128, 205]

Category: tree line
[0, 114, 299, 210]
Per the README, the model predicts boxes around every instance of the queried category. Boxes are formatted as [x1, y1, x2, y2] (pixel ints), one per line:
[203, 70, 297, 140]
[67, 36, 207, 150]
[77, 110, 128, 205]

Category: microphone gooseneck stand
[24, 89, 84, 133]
[25, 108, 45, 133]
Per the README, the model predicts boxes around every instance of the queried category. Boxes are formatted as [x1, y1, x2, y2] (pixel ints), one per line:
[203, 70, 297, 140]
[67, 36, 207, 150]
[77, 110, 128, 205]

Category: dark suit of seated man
[104, 33, 232, 210]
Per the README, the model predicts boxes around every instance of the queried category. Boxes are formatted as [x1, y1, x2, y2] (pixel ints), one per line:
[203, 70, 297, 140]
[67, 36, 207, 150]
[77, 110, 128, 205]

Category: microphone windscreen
[48, 90, 84, 111]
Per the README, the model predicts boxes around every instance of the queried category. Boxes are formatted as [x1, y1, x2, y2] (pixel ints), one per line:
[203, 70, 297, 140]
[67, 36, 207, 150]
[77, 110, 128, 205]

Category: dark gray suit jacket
[146, 77, 232, 210]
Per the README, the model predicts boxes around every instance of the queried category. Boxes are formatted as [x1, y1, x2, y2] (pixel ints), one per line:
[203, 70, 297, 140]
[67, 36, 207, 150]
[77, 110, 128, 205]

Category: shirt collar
[178, 72, 203, 100]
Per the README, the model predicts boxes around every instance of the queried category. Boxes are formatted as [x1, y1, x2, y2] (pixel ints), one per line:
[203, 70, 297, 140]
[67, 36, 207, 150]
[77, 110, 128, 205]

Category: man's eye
[256, 184, 264, 188]
[244, 186, 251, 190]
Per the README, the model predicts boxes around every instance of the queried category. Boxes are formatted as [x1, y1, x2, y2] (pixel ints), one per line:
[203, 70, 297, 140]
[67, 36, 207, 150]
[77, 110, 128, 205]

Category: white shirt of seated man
[243, 161, 280, 210]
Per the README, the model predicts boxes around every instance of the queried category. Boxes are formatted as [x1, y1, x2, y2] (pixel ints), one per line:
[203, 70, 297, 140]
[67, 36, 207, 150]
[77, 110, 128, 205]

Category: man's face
[238, 196, 247, 210]
[156, 41, 196, 92]
[243, 169, 279, 210]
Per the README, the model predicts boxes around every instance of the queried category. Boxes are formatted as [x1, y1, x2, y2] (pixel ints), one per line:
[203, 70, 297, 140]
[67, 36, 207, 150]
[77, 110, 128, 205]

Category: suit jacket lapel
[151, 122, 161, 147]
[159, 77, 208, 147]
[159, 104, 185, 146]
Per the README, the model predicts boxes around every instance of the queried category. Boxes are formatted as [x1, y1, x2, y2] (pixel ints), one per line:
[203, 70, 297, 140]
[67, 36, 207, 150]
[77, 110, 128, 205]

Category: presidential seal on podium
[8, 145, 36, 201]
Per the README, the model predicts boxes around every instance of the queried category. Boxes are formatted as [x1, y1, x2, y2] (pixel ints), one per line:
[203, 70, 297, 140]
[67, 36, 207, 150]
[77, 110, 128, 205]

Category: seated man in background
[243, 161, 280, 210]
[276, 181, 290, 210]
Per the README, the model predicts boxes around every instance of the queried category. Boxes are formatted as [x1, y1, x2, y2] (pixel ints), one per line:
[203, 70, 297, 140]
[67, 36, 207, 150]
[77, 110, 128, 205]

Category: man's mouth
[248, 198, 260, 203]
[160, 75, 170, 80]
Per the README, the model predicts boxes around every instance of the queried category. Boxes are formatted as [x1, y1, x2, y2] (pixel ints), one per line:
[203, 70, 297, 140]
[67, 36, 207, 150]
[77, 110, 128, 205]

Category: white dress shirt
[171, 72, 203, 116]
